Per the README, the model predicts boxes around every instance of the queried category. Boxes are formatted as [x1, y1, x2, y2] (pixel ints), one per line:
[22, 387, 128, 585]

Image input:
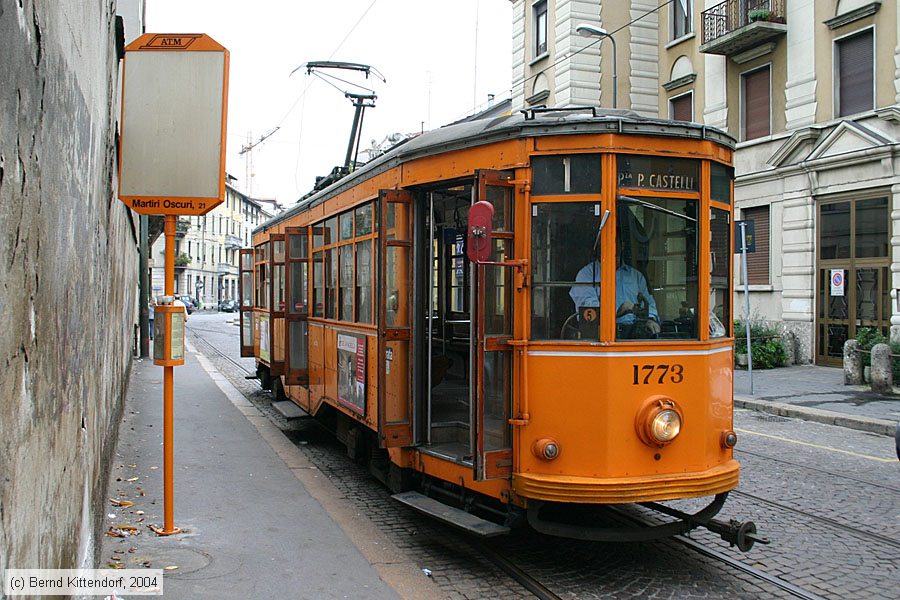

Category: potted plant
[749, 9, 772, 22]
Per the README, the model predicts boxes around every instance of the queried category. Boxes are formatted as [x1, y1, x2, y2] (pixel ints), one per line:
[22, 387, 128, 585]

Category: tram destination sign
[118, 34, 229, 216]
[617, 156, 699, 192]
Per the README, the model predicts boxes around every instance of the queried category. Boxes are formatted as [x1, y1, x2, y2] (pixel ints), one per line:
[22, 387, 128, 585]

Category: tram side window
[531, 203, 603, 340]
[616, 197, 698, 341]
[710, 208, 730, 338]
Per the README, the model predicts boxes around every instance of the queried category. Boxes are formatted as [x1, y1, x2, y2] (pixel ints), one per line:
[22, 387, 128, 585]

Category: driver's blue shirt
[569, 262, 659, 324]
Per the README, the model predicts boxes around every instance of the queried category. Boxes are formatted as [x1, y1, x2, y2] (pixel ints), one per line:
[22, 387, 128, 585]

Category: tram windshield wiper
[617, 195, 697, 222]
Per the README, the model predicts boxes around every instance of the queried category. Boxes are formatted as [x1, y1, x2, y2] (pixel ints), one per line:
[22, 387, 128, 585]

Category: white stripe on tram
[527, 346, 733, 358]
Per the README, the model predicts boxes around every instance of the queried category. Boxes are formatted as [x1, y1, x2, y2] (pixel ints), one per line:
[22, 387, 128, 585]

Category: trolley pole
[740, 222, 753, 395]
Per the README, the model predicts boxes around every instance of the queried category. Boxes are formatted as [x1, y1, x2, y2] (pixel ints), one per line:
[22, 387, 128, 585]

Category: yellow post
[158, 214, 181, 535]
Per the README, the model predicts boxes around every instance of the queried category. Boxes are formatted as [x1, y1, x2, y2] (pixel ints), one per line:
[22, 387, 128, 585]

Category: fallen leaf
[126, 477, 139, 482]
[142, 561, 152, 567]
[164, 566, 178, 571]
[110, 499, 135, 507]
[113, 550, 124, 554]
[135, 511, 145, 516]
[109, 556, 121, 562]
[108, 562, 124, 569]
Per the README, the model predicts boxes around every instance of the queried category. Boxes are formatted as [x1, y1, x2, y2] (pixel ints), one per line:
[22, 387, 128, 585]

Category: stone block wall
[0, 0, 137, 573]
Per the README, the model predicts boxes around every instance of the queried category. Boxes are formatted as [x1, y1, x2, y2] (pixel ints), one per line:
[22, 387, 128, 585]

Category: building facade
[511, 0, 900, 364]
[151, 183, 272, 306]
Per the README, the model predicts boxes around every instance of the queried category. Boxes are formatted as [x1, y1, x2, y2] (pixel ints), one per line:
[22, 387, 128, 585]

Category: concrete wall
[0, 0, 138, 573]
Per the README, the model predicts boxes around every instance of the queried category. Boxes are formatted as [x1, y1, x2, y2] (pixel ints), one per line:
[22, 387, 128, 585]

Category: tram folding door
[473, 170, 515, 480]
[283, 227, 310, 385]
[269, 234, 286, 377]
[239, 248, 255, 357]
[377, 189, 415, 447]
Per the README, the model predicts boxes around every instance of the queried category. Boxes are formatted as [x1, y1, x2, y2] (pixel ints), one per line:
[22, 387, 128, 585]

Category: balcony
[700, 0, 786, 57]
[225, 234, 243, 250]
[218, 262, 238, 276]
[175, 217, 191, 237]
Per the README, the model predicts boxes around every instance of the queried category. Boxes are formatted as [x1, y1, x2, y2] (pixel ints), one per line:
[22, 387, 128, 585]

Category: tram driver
[569, 233, 660, 338]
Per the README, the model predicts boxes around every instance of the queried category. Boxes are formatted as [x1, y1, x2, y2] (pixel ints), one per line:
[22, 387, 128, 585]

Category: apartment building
[151, 183, 272, 306]
[511, 0, 900, 364]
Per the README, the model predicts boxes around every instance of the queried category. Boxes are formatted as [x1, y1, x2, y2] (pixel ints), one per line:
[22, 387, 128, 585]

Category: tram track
[736, 448, 900, 493]
[731, 489, 900, 550]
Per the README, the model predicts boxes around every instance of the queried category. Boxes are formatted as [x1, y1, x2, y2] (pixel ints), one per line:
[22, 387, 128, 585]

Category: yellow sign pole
[160, 215, 181, 535]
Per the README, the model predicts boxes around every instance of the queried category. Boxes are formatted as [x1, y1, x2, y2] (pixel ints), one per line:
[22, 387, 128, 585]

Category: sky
[145, 0, 513, 206]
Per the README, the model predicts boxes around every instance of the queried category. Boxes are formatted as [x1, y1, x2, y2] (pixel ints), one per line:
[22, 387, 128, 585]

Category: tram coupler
[703, 518, 769, 552]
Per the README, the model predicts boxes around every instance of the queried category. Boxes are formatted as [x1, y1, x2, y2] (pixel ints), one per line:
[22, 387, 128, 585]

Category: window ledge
[824, 2, 881, 30]
[738, 284, 774, 292]
[665, 32, 696, 50]
[662, 73, 697, 91]
[529, 53, 550, 67]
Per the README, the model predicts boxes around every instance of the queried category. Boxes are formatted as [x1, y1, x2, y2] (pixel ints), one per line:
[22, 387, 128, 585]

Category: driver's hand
[647, 320, 661, 335]
[616, 301, 634, 317]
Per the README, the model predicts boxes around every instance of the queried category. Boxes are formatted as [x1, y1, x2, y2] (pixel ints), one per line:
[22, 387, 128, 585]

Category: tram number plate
[632, 364, 684, 385]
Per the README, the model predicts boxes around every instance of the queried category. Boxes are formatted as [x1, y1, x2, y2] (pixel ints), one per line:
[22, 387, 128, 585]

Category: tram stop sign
[734, 219, 756, 253]
[118, 34, 229, 216]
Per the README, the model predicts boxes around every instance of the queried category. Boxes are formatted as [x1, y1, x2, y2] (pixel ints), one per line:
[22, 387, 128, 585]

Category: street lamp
[575, 23, 617, 109]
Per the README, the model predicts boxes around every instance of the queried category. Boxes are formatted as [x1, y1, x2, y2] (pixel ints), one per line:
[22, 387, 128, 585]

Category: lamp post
[575, 23, 617, 109]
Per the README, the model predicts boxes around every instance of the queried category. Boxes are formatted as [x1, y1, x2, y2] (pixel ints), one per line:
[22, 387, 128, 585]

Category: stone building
[511, 0, 900, 364]
[151, 182, 272, 306]
[0, 0, 144, 573]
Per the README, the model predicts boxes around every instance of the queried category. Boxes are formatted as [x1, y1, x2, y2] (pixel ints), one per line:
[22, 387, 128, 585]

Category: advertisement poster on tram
[337, 332, 366, 415]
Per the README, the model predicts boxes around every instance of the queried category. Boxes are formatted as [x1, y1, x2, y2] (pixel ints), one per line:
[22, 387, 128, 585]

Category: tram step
[392, 491, 510, 537]
[271, 400, 308, 419]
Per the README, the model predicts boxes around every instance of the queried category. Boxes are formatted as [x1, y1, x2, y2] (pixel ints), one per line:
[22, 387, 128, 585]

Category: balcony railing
[701, 0, 786, 56]
[225, 234, 243, 249]
[218, 262, 238, 276]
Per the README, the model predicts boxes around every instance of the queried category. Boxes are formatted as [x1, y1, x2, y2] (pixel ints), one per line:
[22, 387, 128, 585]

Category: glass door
[378, 189, 415, 447]
[816, 197, 890, 365]
[472, 170, 515, 481]
[284, 227, 310, 385]
[239, 248, 254, 357]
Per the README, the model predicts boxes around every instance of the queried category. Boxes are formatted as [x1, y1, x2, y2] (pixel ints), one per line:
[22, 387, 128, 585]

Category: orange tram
[241, 107, 764, 550]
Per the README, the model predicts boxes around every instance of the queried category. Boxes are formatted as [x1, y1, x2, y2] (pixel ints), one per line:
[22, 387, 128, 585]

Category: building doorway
[816, 196, 891, 365]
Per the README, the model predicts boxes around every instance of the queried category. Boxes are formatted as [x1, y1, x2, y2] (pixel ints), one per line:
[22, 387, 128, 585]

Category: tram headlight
[635, 396, 684, 448]
[650, 409, 682, 443]
[532, 438, 561, 461]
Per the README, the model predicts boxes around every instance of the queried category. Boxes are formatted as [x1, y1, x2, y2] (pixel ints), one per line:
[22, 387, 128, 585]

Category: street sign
[734, 219, 756, 253]
[830, 269, 845, 297]
[118, 34, 229, 216]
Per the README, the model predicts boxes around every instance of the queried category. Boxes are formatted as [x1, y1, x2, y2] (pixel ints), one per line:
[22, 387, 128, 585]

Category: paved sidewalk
[734, 364, 900, 436]
[100, 344, 430, 599]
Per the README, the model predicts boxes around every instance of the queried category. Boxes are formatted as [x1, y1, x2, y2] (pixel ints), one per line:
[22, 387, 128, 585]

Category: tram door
[378, 189, 415, 447]
[471, 170, 515, 480]
[239, 248, 254, 357]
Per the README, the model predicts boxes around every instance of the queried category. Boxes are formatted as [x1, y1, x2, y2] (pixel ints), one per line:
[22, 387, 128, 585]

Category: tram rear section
[242, 108, 765, 550]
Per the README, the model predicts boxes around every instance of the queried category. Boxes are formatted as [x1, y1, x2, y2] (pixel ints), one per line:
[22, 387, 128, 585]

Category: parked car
[218, 299, 237, 312]
[177, 295, 196, 314]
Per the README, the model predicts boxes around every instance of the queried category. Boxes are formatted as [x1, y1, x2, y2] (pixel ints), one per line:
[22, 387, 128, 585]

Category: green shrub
[855, 327, 887, 368]
[734, 320, 787, 369]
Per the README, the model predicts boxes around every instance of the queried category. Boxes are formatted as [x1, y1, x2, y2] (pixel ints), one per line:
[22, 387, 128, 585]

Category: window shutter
[743, 67, 770, 141]
[838, 30, 874, 117]
[743, 206, 770, 285]
[671, 94, 693, 122]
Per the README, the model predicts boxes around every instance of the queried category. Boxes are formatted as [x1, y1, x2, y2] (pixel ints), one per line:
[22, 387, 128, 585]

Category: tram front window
[616, 196, 698, 341]
[531, 203, 603, 340]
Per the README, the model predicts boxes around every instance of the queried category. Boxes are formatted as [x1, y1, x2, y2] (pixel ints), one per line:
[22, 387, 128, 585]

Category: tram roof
[255, 108, 734, 234]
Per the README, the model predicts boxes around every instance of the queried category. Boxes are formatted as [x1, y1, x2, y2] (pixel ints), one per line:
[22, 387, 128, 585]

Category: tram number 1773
[632, 364, 684, 385]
